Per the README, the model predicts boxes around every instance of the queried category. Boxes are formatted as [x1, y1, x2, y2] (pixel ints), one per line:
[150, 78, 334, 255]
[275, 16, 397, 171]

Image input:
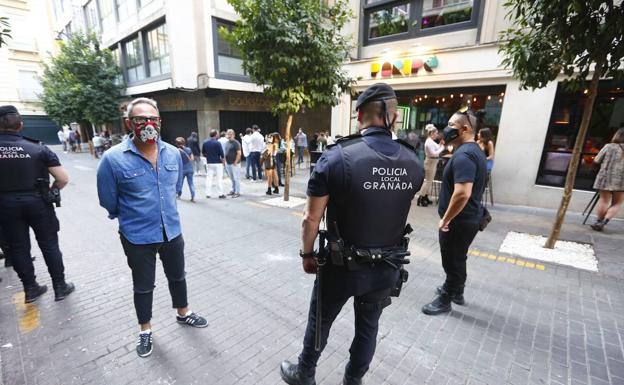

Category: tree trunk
[284, 114, 293, 201]
[544, 62, 603, 249]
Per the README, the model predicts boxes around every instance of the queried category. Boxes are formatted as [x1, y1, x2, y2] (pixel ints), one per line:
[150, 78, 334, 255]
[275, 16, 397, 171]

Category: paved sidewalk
[0, 149, 623, 385]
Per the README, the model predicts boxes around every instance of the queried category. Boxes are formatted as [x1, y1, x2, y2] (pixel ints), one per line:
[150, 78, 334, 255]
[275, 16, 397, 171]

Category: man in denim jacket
[97, 97, 207, 358]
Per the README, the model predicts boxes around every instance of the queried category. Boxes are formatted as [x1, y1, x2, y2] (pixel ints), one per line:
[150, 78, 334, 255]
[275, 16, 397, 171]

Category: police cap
[355, 83, 397, 111]
[0, 105, 19, 118]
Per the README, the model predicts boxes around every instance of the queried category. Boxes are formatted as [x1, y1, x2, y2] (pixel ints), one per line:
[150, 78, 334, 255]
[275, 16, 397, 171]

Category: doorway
[160, 111, 198, 145]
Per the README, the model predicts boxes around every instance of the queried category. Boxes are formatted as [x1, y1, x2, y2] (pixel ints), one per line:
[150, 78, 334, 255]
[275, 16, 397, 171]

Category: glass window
[110, 48, 123, 84]
[139, 0, 154, 6]
[368, 3, 410, 39]
[421, 0, 473, 29]
[124, 36, 145, 83]
[215, 19, 247, 77]
[146, 24, 170, 77]
[536, 82, 624, 190]
[116, 0, 132, 21]
[84, 0, 100, 33]
[99, 0, 116, 33]
[18, 70, 42, 102]
[363, 0, 480, 45]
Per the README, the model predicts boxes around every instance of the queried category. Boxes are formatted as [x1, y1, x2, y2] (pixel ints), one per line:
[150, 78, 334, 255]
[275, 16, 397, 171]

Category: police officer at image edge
[279, 83, 424, 385]
[0, 105, 74, 303]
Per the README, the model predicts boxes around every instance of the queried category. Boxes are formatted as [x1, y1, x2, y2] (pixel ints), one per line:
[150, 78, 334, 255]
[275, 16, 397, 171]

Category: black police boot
[279, 360, 316, 385]
[343, 373, 363, 385]
[422, 291, 452, 315]
[24, 282, 47, 303]
[53, 280, 75, 301]
[436, 286, 465, 305]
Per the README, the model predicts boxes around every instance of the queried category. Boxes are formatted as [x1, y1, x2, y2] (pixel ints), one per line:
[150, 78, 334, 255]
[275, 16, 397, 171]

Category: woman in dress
[417, 124, 445, 207]
[263, 133, 279, 195]
[591, 128, 624, 231]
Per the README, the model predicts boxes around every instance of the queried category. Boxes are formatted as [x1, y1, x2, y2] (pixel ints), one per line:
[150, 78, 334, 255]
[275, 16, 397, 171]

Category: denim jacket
[96, 138, 183, 244]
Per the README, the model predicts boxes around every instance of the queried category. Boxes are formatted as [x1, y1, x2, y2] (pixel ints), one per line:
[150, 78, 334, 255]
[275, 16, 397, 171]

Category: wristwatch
[299, 250, 315, 259]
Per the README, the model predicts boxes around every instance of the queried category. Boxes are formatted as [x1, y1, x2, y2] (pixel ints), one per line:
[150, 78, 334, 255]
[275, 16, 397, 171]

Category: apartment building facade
[0, 0, 59, 143]
[50, 0, 330, 144]
[333, 0, 624, 212]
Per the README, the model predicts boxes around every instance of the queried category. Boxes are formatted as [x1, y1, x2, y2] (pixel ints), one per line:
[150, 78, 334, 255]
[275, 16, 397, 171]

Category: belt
[0, 189, 38, 195]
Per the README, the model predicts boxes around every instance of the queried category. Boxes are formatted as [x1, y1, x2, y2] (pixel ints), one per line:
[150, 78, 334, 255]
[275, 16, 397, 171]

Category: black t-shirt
[437, 142, 487, 223]
[224, 139, 241, 164]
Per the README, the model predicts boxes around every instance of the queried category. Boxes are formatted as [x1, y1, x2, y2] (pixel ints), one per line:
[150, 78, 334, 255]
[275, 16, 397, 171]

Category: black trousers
[298, 265, 396, 379]
[0, 194, 65, 287]
[439, 220, 480, 294]
[120, 234, 188, 324]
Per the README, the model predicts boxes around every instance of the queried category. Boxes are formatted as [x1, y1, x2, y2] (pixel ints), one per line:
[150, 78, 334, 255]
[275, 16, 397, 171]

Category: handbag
[479, 206, 492, 231]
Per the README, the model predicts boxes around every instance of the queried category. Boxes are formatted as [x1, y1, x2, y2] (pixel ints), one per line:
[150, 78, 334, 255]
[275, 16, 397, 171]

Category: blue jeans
[178, 171, 195, 199]
[249, 151, 263, 180]
[297, 146, 305, 164]
[245, 157, 252, 178]
[224, 163, 241, 194]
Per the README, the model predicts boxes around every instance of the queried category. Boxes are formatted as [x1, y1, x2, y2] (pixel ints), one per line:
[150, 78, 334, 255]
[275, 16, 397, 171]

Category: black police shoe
[343, 373, 363, 385]
[136, 331, 153, 358]
[53, 281, 75, 301]
[435, 286, 465, 305]
[24, 283, 47, 303]
[279, 361, 316, 385]
[422, 293, 452, 315]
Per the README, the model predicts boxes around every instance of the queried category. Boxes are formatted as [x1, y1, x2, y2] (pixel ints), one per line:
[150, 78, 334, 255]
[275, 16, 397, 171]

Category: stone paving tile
[1, 150, 624, 385]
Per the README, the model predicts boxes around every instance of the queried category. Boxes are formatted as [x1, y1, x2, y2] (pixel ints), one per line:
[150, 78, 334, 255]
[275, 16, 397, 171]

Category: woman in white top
[417, 124, 445, 207]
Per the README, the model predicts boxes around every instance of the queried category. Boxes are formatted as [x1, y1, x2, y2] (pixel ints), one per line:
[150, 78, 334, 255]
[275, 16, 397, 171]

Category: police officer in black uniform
[279, 84, 424, 385]
[0, 105, 75, 303]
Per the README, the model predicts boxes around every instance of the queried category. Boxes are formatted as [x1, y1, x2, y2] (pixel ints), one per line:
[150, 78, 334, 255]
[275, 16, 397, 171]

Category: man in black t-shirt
[422, 108, 486, 315]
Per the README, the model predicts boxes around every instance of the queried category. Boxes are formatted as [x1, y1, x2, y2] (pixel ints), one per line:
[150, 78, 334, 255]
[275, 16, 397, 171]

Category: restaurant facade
[331, 0, 623, 213]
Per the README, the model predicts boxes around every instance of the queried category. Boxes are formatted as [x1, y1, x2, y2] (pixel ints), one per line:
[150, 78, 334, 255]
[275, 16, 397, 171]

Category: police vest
[329, 135, 421, 249]
[0, 133, 49, 192]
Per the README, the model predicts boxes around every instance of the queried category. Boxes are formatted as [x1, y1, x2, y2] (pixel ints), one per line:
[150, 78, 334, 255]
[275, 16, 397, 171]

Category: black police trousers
[0, 193, 65, 287]
[439, 220, 480, 294]
[120, 234, 188, 324]
[298, 266, 396, 379]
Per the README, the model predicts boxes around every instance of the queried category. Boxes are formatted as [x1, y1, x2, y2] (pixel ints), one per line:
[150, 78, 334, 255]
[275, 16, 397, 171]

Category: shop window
[99, 0, 116, 33]
[146, 24, 170, 77]
[351, 85, 506, 145]
[536, 82, 624, 190]
[84, 0, 100, 33]
[213, 19, 249, 80]
[363, 0, 480, 45]
[124, 36, 145, 83]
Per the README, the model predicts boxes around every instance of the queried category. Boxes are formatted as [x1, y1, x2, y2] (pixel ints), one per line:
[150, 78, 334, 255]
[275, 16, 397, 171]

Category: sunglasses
[455, 106, 474, 131]
[130, 116, 161, 124]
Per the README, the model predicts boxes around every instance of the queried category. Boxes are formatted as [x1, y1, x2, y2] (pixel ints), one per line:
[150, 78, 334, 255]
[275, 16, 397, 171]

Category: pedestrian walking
[68, 129, 77, 152]
[96, 97, 208, 358]
[224, 129, 241, 197]
[186, 132, 203, 176]
[0, 105, 74, 303]
[417, 124, 445, 207]
[263, 134, 279, 195]
[279, 83, 424, 385]
[218, 131, 228, 154]
[202, 129, 226, 199]
[175, 137, 196, 202]
[275, 133, 286, 187]
[74, 129, 82, 153]
[422, 106, 487, 316]
[249, 125, 265, 181]
[57, 128, 67, 153]
[295, 128, 308, 166]
[591, 128, 624, 231]
[93, 132, 105, 158]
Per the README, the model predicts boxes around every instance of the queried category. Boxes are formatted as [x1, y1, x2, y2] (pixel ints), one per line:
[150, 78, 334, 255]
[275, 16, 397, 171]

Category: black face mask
[442, 125, 460, 144]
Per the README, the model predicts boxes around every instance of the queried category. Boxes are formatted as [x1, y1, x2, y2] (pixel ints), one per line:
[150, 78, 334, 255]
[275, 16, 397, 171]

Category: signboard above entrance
[371, 56, 439, 79]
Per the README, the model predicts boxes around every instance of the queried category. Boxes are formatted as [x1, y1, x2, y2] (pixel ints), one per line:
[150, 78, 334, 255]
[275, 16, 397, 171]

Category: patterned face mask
[131, 117, 161, 143]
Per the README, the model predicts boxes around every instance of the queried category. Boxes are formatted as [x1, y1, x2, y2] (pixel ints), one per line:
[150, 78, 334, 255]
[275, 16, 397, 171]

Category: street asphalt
[0, 147, 623, 385]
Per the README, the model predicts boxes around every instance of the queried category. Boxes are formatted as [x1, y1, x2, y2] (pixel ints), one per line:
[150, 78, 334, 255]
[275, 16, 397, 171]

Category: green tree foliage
[223, 0, 355, 116]
[0, 16, 11, 47]
[499, 1, 624, 248]
[40, 32, 122, 128]
[224, 0, 356, 200]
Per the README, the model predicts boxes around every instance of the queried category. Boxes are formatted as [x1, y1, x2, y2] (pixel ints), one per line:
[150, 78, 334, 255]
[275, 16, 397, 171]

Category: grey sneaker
[136, 332, 153, 358]
[176, 312, 208, 328]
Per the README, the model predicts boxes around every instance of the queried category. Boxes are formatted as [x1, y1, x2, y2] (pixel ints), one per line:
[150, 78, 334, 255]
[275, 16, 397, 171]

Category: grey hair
[126, 97, 158, 118]
[226, 129, 235, 135]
